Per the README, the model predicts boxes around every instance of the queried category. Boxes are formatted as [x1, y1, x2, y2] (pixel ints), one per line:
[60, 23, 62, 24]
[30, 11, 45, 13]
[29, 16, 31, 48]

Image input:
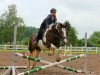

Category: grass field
[0, 50, 28, 53]
[0, 49, 100, 54]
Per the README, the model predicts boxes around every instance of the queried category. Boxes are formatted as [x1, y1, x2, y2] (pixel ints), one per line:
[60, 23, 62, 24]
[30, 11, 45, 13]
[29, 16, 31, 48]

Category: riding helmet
[50, 8, 57, 13]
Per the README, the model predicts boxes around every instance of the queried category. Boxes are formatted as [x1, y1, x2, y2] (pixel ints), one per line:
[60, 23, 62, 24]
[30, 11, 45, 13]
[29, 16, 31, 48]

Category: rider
[35, 8, 57, 44]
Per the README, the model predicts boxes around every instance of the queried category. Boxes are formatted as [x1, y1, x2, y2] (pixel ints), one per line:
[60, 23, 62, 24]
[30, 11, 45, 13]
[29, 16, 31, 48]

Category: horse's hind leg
[56, 47, 62, 62]
[31, 49, 40, 68]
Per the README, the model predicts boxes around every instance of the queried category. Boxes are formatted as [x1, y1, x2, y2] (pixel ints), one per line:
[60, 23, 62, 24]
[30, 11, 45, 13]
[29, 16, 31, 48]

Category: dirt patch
[0, 52, 100, 75]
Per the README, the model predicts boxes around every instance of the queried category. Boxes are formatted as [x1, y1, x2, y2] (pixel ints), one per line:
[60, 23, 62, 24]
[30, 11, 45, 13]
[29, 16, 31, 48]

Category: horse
[28, 22, 67, 68]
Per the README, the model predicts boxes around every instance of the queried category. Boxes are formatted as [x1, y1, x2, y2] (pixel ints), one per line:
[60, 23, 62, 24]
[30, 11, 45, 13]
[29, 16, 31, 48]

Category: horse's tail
[28, 34, 35, 53]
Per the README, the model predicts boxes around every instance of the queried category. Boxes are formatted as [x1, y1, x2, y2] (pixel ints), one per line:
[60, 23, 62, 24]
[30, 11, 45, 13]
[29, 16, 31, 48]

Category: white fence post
[96, 47, 98, 54]
[0, 45, 99, 52]
[4, 44, 6, 50]
[82, 47, 84, 52]
[16, 45, 18, 50]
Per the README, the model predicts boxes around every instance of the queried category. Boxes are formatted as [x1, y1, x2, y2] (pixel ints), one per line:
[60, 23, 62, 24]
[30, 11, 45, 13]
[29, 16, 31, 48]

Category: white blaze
[62, 28, 66, 38]
[62, 28, 67, 44]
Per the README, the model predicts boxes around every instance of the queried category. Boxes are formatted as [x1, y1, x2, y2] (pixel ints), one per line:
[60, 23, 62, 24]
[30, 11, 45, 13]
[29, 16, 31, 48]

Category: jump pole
[35, 59, 84, 73]
[0, 66, 28, 69]
[15, 53, 41, 61]
[17, 54, 85, 75]
[15, 53, 85, 63]
[16, 53, 84, 73]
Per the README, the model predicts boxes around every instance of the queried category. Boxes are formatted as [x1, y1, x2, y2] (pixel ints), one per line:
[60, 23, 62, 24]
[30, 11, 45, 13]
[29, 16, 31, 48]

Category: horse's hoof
[56, 57, 61, 62]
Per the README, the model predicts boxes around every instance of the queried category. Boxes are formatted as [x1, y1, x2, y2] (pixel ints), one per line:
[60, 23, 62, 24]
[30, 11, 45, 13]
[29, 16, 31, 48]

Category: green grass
[0, 49, 100, 54]
[0, 50, 28, 53]
[43, 50, 100, 54]
[64, 51, 100, 54]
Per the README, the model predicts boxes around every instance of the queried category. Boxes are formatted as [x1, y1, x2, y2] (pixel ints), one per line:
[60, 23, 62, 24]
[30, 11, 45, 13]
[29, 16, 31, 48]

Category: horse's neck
[41, 27, 61, 48]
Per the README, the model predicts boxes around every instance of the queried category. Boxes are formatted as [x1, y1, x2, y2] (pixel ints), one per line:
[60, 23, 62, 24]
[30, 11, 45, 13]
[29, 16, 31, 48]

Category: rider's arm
[45, 16, 57, 29]
[55, 18, 57, 23]
[45, 18, 50, 28]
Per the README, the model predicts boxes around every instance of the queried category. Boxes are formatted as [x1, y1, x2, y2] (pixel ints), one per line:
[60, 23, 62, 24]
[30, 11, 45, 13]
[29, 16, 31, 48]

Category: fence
[0, 45, 28, 50]
[63, 46, 100, 53]
[0, 45, 100, 53]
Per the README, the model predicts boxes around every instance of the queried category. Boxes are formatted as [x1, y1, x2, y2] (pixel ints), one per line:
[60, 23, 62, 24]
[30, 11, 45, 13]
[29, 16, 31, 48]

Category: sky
[0, 0, 100, 39]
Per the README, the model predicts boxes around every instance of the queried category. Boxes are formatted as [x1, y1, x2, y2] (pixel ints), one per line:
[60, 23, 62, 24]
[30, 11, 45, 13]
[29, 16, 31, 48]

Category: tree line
[0, 4, 100, 47]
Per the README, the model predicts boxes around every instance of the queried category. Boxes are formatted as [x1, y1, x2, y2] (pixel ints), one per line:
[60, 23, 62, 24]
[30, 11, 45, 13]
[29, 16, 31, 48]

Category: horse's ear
[61, 24, 66, 28]
[59, 22, 62, 25]
[57, 22, 63, 28]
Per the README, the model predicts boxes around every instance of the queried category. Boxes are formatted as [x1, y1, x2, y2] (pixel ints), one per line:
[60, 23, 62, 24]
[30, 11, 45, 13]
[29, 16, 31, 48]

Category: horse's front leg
[56, 47, 62, 62]
[48, 47, 54, 56]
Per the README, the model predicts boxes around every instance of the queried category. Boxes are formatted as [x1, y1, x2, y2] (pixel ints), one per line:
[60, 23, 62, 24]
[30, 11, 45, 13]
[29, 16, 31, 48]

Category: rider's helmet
[50, 8, 57, 13]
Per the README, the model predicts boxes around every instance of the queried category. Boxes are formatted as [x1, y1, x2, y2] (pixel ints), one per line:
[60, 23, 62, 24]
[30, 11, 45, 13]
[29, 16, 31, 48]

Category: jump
[28, 22, 67, 68]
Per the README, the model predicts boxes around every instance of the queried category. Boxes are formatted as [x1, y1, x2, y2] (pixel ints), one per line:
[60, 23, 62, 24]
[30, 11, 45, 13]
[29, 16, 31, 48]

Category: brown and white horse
[28, 22, 67, 68]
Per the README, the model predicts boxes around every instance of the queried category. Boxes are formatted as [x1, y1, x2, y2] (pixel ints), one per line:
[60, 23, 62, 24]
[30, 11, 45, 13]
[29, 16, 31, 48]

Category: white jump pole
[15, 53, 84, 73]
[18, 54, 85, 75]
[0, 66, 28, 69]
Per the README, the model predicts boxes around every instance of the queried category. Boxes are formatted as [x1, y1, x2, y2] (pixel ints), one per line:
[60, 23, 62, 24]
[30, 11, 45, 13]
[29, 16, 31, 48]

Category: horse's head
[55, 22, 67, 44]
[43, 22, 67, 47]
[47, 22, 67, 45]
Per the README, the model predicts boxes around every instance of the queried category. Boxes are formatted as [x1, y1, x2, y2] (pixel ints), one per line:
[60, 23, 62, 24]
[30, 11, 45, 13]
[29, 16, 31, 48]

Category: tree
[88, 31, 100, 47]
[23, 27, 39, 38]
[67, 27, 77, 46]
[63, 21, 77, 46]
[76, 39, 85, 46]
[19, 27, 39, 45]
[0, 4, 25, 44]
[63, 21, 71, 36]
